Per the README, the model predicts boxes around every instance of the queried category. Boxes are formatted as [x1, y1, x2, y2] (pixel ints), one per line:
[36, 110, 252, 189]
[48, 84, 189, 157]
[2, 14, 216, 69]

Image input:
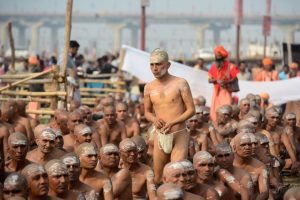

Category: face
[251, 137, 258, 156]
[286, 117, 296, 127]
[80, 154, 98, 169]
[116, 104, 127, 121]
[28, 172, 49, 196]
[69, 47, 78, 57]
[239, 63, 246, 71]
[150, 57, 170, 79]
[215, 150, 234, 170]
[183, 168, 196, 190]
[76, 132, 92, 144]
[187, 118, 198, 131]
[3, 184, 27, 200]
[57, 116, 68, 135]
[235, 135, 252, 158]
[48, 173, 68, 194]
[104, 108, 116, 125]
[137, 146, 148, 164]
[240, 101, 250, 114]
[165, 168, 187, 188]
[100, 151, 120, 168]
[37, 137, 55, 154]
[9, 143, 28, 162]
[217, 112, 230, 124]
[55, 136, 64, 149]
[120, 146, 138, 164]
[63, 158, 80, 182]
[67, 113, 83, 133]
[84, 109, 92, 124]
[267, 113, 280, 127]
[194, 159, 214, 181]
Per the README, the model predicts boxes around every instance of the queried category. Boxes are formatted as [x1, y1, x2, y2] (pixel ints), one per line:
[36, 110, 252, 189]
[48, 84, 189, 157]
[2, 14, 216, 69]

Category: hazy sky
[0, 0, 299, 57]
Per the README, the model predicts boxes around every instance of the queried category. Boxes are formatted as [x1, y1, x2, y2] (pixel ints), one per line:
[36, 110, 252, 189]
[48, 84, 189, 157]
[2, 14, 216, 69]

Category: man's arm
[102, 178, 114, 200]
[132, 120, 141, 136]
[119, 122, 127, 140]
[99, 123, 108, 146]
[112, 169, 132, 199]
[146, 169, 157, 200]
[162, 79, 195, 133]
[281, 133, 297, 163]
[257, 167, 269, 200]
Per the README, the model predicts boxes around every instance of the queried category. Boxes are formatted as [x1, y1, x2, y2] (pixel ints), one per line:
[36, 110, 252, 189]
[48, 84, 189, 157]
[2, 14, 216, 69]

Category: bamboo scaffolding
[80, 88, 126, 93]
[80, 79, 125, 85]
[0, 97, 51, 103]
[1, 90, 66, 97]
[26, 109, 55, 115]
[85, 73, 117, 78]
[0, 68, 55, 92]
[0, 73, 52, 79]
[80, 92, 107, 97]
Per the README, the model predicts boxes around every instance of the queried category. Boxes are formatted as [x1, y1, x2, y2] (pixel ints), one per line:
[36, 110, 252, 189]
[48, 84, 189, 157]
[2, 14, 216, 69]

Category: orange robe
[255, 70, 279, 81]
[208, 61, 239, 121]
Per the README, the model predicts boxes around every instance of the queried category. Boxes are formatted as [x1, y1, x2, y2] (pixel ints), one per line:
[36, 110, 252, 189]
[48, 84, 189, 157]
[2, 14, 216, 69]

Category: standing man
[208, 46, 239, 121]
[144, 49, 195, 183]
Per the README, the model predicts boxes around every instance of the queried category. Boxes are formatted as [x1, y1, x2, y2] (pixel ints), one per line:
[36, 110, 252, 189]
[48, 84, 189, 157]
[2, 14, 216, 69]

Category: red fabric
[208, 61, 239, 121]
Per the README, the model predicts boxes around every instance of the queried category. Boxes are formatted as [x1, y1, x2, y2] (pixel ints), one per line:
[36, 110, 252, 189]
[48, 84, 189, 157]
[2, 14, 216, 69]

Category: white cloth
[121, 45, 300, 106]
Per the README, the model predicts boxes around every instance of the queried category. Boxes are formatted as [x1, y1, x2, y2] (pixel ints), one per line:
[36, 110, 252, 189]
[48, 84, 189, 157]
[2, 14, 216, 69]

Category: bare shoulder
[0, 125, 9, 137]
[116, 168, 131, 180]
[252, 157, 266, 169]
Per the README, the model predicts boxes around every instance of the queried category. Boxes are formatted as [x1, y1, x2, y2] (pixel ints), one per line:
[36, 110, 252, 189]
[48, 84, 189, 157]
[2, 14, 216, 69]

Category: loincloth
[155, 127, 187, 154]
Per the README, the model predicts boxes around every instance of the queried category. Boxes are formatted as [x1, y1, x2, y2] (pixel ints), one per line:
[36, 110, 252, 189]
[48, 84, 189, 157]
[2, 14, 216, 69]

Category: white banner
[121, 45, 300, 105]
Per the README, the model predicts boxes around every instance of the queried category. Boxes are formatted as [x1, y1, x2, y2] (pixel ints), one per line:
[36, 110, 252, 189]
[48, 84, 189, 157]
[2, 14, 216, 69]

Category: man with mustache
[22, 163, 59, 200]
[233, 132, 269, 200]
[45, 159, 84, 200]
[96, 143, 132, 200]
[5, 132, 31, 173]
[76, 142, 113, 200]
[119, 138, 156, 200]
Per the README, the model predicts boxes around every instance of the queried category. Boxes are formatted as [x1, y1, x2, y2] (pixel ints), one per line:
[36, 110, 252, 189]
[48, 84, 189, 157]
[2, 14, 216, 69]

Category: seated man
[157, 183, 184, 200]
[22, 163, 59, 200]
[49, 109, 69, 136]
[233, 132, 269, 200]
[119, 138, 156, 200]
[63, 110, 83, 151]
[3, 173, 28, 200]
[215, 142, 253, 200]
[61, 153, 98, 199]
[98, 106, 126, 146]
[187, 115, 208, 151]
[212, 105, 238, 144]
[162, 161, 204, 200]
[180, 160, 219, 200]
[283, 112, 300, 159]
[131, 135, 151, 165]
[72, 124, 93, 151]
[16, 100, 38, 130]
[193, 151, 247, 200]
[96, 143, 132, 200]
[26, 125, 65, 165]
[76, 142, 113, 200]
[45, 159, 84, 200]
[238, 98, 250, 120]
[5, 132, 31, 173]
[116, 102, 140, 137]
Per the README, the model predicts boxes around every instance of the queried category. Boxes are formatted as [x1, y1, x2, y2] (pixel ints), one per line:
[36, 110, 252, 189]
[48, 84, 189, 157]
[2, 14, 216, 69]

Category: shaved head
[8, 132, 28, 147]
[150, 49, 169, 63]
[157, 183, 184, 200]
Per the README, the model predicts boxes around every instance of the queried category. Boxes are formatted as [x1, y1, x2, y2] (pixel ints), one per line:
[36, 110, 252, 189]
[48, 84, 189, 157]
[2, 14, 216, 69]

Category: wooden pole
[26, 109, 55, 115]
[7, 22, 15, 72]
[60, 0, 73, 108]
[0, 68, 54, 92]
[1, 90, 66, 97]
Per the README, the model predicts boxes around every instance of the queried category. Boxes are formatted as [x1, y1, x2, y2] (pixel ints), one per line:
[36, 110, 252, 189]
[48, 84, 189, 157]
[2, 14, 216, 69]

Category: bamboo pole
[0, 97, 51, 103]
[1, 90, 66, 97]
[80, 92, 107, 97]
[117, 48, 126, 90]
[0, 68, 54, 92]
[79, 79, 125, 85]
[7, 22, 15, 72]
[1, 79, 53, 84]
[80, 88, 126, 93]
[85, 73, 116, 78]
[0, 73, 52, 79]
[26, 109, 55, 115]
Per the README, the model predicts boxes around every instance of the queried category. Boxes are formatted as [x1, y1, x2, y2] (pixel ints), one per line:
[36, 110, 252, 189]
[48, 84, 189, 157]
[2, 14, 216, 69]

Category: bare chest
[131, 172, 147, 195]
[149, 85, 181, 105]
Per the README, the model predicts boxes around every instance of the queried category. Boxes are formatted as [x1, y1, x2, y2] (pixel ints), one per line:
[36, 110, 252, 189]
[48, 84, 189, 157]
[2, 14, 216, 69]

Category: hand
[161, 122, 174, 134]
[153, 118, 166, 129]
[291, 161, 300, 174]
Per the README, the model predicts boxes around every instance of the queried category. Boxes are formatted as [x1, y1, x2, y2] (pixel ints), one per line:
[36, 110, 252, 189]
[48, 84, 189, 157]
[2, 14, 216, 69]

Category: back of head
[283, 187, 300, 200]
[157, 183, 184, 200]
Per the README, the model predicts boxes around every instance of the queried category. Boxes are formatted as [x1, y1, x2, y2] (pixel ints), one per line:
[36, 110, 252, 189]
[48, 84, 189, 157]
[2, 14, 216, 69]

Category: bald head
[131, 136, 147, 152]
[45, 159, 68, 177]
[34, 125, 56, 142]
[61, 153, 80, 166]
[54, 109, 68, 120]
[150, 49, 169, 63]
[193, 151, 214, 164]
[22, 163, 46, 180]
[4, 173, 28, 199]
[101, 97, 115, 107]
[74, 124, 92, 136]
[76, 142, 97, 157]
[237, 120, 256, 134]
[157, 183, 184, 200]
[99, 144, 119, 155]
[69, 100, 81, 111]
[119, 138, 137, 152]
[216, 142, 233, 155]
[283, 187, 300, 200]
[8, 132, 28, 147]
[16, 100, 26, 116]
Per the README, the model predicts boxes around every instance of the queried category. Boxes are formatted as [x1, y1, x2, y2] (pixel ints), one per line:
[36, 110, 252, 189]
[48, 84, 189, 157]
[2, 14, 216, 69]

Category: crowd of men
[0, 47, 300, 200]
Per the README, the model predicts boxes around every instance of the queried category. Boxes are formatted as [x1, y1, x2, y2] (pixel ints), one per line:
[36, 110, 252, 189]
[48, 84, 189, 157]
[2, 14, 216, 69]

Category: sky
[0, 0, 299, 58]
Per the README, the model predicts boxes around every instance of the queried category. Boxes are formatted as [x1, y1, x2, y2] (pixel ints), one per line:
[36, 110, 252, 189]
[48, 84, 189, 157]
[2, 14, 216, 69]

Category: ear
[167, 61, 171, 68]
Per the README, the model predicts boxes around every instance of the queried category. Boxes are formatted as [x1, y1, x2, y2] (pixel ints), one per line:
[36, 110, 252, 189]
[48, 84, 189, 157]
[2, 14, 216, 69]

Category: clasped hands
[153, 118, 174, 134]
